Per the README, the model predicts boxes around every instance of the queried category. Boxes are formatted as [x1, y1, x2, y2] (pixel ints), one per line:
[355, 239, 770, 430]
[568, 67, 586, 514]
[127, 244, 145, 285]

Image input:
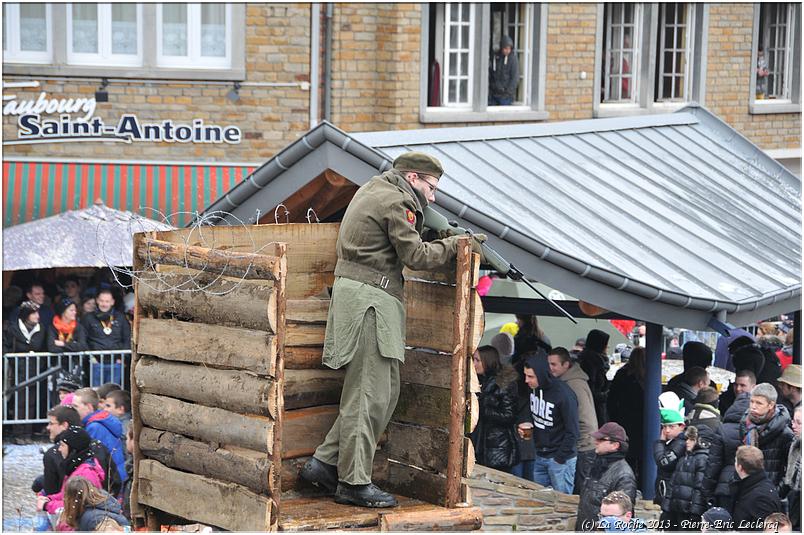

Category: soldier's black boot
[300, 457, 338, 493]
[334, 482, 398, 508]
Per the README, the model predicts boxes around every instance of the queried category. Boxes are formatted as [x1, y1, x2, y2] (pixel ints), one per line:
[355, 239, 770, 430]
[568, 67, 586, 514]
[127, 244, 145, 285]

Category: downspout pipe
[309, 3, 320, 128]
[324, 3, 333, 121]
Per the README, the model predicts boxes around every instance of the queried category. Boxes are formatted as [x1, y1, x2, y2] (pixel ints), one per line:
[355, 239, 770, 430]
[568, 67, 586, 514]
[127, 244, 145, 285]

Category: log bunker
[129, 224, 485, 531]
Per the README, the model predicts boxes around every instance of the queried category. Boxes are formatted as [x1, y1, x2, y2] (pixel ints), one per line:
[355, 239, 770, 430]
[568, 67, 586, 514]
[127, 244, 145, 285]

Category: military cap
[392, 151, 444, 178]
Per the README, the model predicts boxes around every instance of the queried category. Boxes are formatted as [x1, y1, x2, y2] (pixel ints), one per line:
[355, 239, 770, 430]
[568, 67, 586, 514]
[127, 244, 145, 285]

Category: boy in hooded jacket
[662, 426, 712, 526]
[517, 352, 579, 494]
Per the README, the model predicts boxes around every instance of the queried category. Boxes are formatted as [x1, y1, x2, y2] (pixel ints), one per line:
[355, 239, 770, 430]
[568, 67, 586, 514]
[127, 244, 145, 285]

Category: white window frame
[602, 3, 642, 104]
[749, 2, 801, 114]
[3, 3, 52, 64]
[156, 3, 232, 69]
[442, 3, 475, 107]
[595, 3, 709, 117]
[66, 3, 143, 67]
[656, 3, 694, 102]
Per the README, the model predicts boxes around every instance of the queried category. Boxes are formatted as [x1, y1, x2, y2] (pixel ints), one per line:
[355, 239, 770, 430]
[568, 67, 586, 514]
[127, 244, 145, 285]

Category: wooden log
[155, 223, 340, 274]
[270, 241, 287, 519]
[139, 427, 272, 495]
[284, 369, 344, 410]
[392, 382, 451, 428]
[383, 421, 449, 473]
[403, 266, 456, 285]
[379, 506, 483, 532]
[469, 290, 484, 355]
[376, 460, 447, 507]
[137, 272, 277, 332]
[286, 323, 326, 346]
[285, 346, 326, 369]
[139, 393, 273, 454]
[135, 357, 278, 418]
[138, 459, 272, 532]
[447, 237, 472, 508]
[137, 318, 276, 376]
[139, 237, 281, 281]
[286, 271, 335, 300]
[287, 299, 329, 324]
[278, 493, 427, 532]
[281, 405, 339, 459]
[405, 281, 455, 353]
[281, 453, 389, 492]
[400, 350, 452, 389]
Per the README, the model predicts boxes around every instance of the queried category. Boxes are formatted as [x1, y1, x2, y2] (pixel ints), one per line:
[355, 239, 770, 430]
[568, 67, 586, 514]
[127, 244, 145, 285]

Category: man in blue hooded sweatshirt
[71, 387, 127, 486]
[517, 351, 579, 493]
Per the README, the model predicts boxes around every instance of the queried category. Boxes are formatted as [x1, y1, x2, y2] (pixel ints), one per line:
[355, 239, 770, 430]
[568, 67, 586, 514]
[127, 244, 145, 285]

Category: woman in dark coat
[608, 346, 645, 485]
[578, 329, 611, 427]
[3, 300, 46, 354]
[470, 345, 519, 472]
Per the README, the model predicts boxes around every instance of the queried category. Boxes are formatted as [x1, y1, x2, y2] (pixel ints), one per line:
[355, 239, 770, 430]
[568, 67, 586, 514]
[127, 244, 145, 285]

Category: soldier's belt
[334, 260, 404, 301]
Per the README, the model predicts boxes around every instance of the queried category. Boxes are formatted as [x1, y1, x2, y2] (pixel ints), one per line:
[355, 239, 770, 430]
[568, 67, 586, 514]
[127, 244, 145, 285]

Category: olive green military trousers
[313, 307, 400, 485]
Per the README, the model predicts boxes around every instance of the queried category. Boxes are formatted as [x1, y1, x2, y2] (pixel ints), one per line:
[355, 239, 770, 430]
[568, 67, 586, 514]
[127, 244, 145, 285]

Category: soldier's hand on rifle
[470, 237, 487, 265]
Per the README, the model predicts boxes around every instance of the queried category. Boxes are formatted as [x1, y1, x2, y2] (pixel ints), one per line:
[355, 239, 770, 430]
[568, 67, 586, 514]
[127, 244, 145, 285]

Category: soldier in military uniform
[300, 152, 485, 508]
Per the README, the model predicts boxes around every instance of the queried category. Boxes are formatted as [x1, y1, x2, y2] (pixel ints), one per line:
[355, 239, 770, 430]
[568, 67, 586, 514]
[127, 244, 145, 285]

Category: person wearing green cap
[653, 391, 687, 530]
[300, 151, 486, 508]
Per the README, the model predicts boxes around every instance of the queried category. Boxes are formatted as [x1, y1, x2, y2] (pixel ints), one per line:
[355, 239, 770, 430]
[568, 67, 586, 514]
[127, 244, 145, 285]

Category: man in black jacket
[731, 445, 782, 531]
[82, 289, 131, 351]
[488, 35, 519, 105]
[518, 353, 578, 494]
[741, 383, 794, 486]
[575, 422, 637, 531]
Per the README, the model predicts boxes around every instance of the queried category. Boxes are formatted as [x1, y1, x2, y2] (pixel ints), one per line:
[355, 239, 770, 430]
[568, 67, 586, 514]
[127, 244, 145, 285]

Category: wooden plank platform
[279, 495, 454, 531]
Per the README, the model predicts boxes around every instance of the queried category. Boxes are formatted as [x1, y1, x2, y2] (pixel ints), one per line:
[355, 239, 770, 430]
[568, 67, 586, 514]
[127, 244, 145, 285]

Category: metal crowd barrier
[3, 350, 131, 425]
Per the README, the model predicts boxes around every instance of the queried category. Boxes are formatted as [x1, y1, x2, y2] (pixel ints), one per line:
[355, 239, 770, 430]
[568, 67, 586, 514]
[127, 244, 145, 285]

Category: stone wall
[467, 465, 662, 532]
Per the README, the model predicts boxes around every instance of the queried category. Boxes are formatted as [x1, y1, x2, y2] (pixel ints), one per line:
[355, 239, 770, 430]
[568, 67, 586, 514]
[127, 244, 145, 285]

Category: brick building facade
[2, 2, 800, 224]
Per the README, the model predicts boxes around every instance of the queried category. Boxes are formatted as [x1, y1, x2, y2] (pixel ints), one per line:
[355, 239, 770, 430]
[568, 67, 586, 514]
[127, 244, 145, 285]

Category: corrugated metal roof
[199, 105, 801, 328]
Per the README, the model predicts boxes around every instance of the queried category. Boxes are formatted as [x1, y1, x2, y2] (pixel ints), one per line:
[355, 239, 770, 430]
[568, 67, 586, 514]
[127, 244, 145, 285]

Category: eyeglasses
[417, 174, 439, 194]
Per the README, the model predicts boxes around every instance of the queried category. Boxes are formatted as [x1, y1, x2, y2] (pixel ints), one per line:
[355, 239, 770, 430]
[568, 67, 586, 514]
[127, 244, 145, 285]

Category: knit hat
[393, 152, 444, 178]
[55, 425, 95, 476]
[731, 337, 766, 377]
[54, 297, 76, 317]
[682, 341, 712, 370]
[18, 300, 40, 322]
[490, 332, 515, 361]
[751, 382, 778, 403]
[659, 391, 686, 425]
[585, 329, 610, 353]
[778, 364, 801, 388]
[701, 507, 733, 531]
[56, 372, 81, 393]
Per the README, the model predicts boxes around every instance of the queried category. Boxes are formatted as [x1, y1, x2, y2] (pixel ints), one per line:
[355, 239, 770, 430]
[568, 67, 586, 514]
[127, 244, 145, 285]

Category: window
[67, 4, 142, 66]
[3, 3, 51, 64]
[750, 3, 801, 113]
[595, 3, 708, 116]
[601, 3, 641, 103]
[422, 3, 548, 122]
[655, 3, 692, 102]
[157, 3, 230, 69]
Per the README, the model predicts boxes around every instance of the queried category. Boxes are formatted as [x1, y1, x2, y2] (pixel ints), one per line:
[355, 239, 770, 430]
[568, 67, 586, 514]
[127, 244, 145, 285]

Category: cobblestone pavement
[3, 441, 49, 532]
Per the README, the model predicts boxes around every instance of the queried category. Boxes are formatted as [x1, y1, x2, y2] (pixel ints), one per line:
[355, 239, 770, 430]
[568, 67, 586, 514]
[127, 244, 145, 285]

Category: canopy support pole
[641, 322, 663, 500]
[794, 311, 801, 365]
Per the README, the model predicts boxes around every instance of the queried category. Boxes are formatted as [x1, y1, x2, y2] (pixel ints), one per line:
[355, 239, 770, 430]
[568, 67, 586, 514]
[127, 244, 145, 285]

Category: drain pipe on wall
[309, 3, 321, 128]
[324, 3, 333, 122]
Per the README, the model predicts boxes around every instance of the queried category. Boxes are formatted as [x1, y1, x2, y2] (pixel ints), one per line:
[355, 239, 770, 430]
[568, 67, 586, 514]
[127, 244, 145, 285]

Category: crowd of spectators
[32, 379, 133, 531]
[469, 315, 801, 532]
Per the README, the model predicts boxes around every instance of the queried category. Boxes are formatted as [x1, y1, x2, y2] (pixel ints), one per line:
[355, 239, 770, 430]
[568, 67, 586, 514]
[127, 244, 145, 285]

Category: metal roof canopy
[200, 104, 802, 331]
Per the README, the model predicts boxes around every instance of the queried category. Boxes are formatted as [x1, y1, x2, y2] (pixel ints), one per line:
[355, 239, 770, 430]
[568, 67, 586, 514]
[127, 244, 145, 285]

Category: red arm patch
[405, 209, 416, 224]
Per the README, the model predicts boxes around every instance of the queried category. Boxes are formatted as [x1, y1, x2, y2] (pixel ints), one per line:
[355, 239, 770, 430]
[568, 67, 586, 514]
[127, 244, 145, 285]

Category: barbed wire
[98, 207, 288, 297]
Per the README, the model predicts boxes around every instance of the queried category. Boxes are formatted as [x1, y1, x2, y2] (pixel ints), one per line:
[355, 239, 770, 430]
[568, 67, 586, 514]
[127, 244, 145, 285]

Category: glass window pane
[675, 52, 685, 74]
[71, 4, 97, 54]
[622, 52, 632, 78]
[449, 25, 458, 49]
[674, 74, 684, 98]
[450, 3, 459, 20]
[623, 26, 633, 49]
[662, 76, 673, 99]
[664, 51, 674, 74]
[448, 79, 457, 103]
[201, 4, 226, 57]
[3, 5, 7, 51]
[162, 4, 187, 56]
[621, 75, 631, 99]
[462, 3, 470, 21]
[611, 4, 622, 24]
[20, 4, 47, 52]
[461, 25, 469, 49]
[623, 4, 633, 24]
[460, 52, 468, 75]
[112, 4, 137, 55]
[459, 79, 468, 103]
[448, 52, 458, 75]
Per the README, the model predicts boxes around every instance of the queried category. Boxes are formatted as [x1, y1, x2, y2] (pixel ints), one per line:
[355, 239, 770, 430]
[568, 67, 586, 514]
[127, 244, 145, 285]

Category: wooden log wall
[131, 235, 286, 532]
[143, 225, 485, 520]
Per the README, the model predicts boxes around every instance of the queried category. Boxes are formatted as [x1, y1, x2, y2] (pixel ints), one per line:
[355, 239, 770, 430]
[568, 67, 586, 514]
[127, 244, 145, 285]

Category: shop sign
[3, 84, 242, 145]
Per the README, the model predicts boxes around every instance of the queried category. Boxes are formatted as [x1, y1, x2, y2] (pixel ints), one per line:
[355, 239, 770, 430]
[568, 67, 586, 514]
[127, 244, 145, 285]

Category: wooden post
[445, 237, 472, 508]
[271, 243, 287, 529]
[130, 231, 156, 525]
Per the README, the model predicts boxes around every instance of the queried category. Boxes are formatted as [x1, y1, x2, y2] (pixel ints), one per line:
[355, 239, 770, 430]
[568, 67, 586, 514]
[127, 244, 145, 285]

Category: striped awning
[3, 160, 257, 228]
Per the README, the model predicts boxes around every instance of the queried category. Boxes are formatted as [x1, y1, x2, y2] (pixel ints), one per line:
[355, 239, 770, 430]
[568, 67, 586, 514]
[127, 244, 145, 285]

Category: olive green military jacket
[323, 169, 459, 368]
